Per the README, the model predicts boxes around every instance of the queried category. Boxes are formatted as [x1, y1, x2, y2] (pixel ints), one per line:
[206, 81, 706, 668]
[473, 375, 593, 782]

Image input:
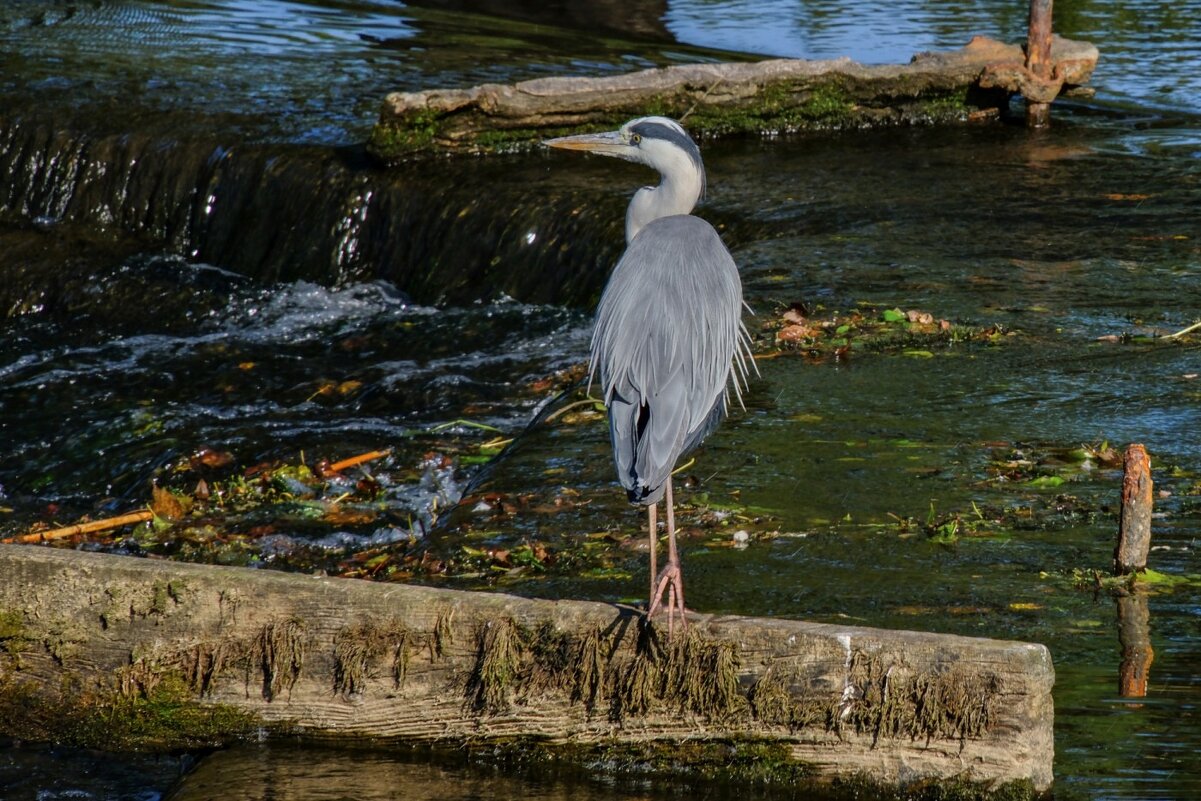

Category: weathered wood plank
[369, 35, 1098, 161]
[0, 545, 1053, 795]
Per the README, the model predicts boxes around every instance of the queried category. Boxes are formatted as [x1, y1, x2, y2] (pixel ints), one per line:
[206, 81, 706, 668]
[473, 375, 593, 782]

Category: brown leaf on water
[355, 476, 381, 496]
[310, 381, 338, 398]
[243, 461, 275, 479]
[194, 479, 210, 501]
[777, 323, 816, 342]
[323, 507, 378, 526]
[151, 485, 186, 521]
[1104, 193, 1151, 201]
[1092, 444, 1122, 467]
[191, 446, 235, 470]
[423, 452, 454, 470]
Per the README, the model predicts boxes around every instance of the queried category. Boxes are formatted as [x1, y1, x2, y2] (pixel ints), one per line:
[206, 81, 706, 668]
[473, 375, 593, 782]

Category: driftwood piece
[0, 509, 154, 544]
[0, 546, 1054, 796]
[369, 35, 1098, 161]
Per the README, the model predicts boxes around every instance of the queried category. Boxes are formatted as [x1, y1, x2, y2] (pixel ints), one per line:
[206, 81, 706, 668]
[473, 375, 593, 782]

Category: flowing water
[1, 1, 1199, 799]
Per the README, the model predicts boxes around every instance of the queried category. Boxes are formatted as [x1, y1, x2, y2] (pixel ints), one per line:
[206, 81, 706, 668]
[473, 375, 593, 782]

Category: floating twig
[430, 418, 503, 434]
[3, 509, 154, 544]
[671, 458, 697, 476]
[544, 397, 603, 424]
[1164, 320, 1201, 340]
[328, 449, 391, 473]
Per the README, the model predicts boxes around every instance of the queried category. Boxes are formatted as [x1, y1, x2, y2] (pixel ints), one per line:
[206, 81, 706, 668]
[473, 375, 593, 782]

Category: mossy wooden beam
[0, 545, 1053, 797]
[369, 35, 1097, 161]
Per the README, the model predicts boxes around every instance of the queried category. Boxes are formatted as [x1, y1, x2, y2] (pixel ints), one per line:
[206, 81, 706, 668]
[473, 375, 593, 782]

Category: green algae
[0, 667, 261, 750]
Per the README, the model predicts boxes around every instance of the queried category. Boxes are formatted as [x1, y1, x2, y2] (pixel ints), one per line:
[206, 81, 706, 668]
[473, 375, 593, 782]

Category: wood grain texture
[0, 546, 1054, 793]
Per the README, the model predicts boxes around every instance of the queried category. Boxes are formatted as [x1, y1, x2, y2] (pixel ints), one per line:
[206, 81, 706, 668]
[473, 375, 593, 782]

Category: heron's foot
[647, 560, 688, 636]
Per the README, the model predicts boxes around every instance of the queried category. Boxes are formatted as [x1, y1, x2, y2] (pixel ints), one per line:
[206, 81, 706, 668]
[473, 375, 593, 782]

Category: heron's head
[545, 116, 706, 196]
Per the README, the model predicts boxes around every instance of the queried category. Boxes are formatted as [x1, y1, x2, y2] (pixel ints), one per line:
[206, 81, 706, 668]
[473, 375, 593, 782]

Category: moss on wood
[333, 619, 413, 697]
[0, 665, 261, 750]
[365, 38, 1104, 160]
[838, 650, 1001, 744]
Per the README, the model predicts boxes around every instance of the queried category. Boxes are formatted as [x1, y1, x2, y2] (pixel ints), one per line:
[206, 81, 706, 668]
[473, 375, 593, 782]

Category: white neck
[624, 153, 704, 243]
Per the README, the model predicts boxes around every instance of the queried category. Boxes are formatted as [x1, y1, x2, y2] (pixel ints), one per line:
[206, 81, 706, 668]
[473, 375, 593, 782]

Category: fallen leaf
[151, 485, 186, 521]
[777, 323, 815, 342]
[191, 447, 235, 470]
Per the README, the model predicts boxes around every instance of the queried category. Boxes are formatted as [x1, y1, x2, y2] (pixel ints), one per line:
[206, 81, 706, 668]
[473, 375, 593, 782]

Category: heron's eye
[630, 133, 642, 144]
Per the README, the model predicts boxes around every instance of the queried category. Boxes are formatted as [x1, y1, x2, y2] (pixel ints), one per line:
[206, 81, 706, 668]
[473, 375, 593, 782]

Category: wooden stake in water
[1025, 0, 1054, 128]
[1114, 444, 1153, 575]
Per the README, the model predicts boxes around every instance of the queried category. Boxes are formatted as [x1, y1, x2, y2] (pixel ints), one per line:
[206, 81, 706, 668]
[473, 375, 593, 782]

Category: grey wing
[590, 215, 753, 504]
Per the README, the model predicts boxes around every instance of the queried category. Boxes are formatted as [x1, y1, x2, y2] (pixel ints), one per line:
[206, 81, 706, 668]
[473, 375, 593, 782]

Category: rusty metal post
[1116, 593, 1154, 698]
[1025, 0, 1054, 127]
[1114, 444, 1153, 575]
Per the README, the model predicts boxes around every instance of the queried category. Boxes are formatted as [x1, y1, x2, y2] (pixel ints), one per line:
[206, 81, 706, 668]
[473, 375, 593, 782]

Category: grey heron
[545, 117, 754, 629]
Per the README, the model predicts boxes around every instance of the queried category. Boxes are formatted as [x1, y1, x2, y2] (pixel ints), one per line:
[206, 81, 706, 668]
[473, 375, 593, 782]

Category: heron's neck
[625, 162, 703, 243]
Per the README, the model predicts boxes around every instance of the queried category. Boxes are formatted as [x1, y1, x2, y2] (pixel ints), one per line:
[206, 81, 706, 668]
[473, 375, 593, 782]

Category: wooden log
[1115, 444, 1153, 575]
[1025, 0, 1055, 127]
[369, 36, 1098, 161]
[0, 546, 1054, 796]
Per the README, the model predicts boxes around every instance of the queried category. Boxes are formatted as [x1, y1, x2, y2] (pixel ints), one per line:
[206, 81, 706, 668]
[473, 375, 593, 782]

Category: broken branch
[327, 450, 392, 473]
[3, 509, 154, 544]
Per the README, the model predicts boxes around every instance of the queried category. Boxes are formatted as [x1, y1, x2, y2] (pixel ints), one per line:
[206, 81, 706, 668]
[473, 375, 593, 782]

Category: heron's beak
[543, 130, 633, 159]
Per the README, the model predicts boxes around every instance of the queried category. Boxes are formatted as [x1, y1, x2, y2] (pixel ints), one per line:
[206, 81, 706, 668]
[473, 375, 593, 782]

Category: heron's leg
[648, 478, 688, 633]
[647, 502, 658, 610]
[664, 478, 687, 632]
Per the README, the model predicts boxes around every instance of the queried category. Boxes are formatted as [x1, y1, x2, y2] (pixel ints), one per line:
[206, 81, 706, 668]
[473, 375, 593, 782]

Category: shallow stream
[1, 1, 1199, 799]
